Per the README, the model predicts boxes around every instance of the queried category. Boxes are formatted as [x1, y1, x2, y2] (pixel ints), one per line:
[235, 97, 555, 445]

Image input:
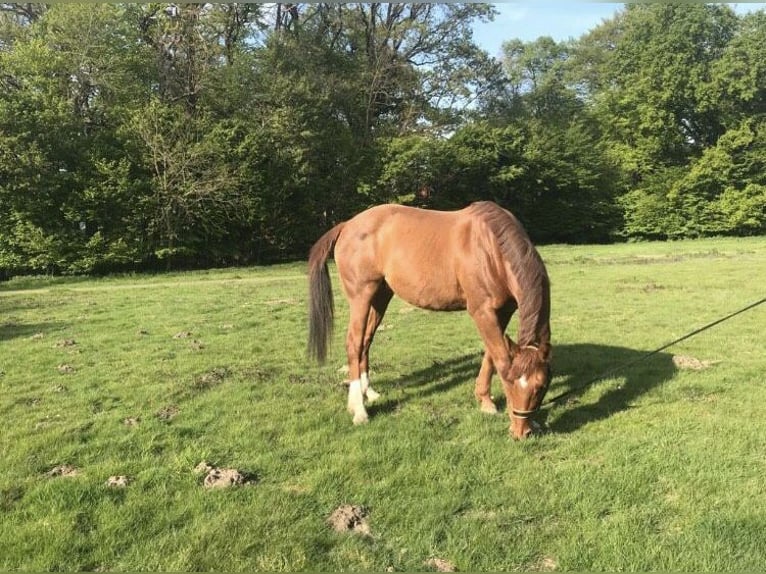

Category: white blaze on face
[518, 374, 529, 390]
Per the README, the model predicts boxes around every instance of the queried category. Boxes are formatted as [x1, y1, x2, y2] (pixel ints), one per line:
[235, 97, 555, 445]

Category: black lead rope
[541, 296, 766, 410]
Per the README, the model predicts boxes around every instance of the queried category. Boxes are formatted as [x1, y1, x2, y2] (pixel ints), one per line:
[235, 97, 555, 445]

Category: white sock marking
[361, 372, 380, 403]
[347, 379, 368, 424]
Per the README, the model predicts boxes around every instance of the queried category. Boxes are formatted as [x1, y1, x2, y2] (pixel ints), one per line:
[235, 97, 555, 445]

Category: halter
[511, 408, 539, 419]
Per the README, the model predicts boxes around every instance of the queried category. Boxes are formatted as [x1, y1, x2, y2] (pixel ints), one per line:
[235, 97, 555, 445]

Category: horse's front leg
[474, 305, 513, 415]
[468, 303, 535, 438]
[475, 350, 498, 414]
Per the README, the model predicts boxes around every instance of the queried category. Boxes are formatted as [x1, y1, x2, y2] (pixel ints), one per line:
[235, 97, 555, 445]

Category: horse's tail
[307, 221, 346, 363]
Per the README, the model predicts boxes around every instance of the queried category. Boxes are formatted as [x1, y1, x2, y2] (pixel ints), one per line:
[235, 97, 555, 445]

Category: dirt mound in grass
[424, 557, 456, 572]
[532, 556, 558, 571]
[204, 468, 245, 488]
[195, 461, 255, 489]
[46, 464, 79, 478]
[195, 367, 230, 389]
[327, 505, 371, 536]
[672, 355, 718, 370]
[156, 405, 179, 421]
[106, 475, 130, 488]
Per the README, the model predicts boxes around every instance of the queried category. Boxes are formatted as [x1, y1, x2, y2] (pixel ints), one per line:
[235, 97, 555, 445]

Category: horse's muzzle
[510, 408, 539, 439]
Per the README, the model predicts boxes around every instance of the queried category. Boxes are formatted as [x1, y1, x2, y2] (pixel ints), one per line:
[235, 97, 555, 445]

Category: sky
[473, 2, 766, 58]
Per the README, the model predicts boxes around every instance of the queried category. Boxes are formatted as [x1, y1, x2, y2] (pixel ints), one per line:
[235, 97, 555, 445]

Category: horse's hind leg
[344, 284, 380, 425]
[360, 282, 393, 403]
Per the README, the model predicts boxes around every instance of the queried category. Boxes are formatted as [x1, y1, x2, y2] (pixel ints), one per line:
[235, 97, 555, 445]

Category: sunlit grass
[1, 237, 764, 571]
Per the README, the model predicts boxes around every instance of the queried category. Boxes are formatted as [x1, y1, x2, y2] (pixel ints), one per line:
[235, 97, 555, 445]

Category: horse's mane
[468, 201, 551, 346]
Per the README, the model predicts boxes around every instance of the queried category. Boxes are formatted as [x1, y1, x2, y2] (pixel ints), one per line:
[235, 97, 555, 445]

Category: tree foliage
[0, 3, 764, 276]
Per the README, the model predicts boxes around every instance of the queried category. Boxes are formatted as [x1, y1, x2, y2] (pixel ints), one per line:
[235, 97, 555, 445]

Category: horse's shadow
[369, 343, 677, 435]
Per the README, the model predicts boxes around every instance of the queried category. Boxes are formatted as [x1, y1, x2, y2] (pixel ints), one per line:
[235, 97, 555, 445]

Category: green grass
[1, 237, 765, 571]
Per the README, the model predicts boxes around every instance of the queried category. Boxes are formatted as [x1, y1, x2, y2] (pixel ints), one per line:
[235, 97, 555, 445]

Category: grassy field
[1, 237, 765, 571]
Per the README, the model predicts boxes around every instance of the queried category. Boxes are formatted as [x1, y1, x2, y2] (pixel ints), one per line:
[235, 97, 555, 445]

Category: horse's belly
[385, 270, 466, 311]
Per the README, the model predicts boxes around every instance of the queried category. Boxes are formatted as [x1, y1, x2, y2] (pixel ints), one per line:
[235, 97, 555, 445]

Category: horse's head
[505, 336, 552, 439]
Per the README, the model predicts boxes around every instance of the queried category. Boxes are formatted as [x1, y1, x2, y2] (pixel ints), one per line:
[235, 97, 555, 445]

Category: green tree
[0, 4, 152, 273]
[710, 11, 766, 122]
[590, 4, 738, 177]
[257, 3, 501, 232]
[468, 35, 622, 242]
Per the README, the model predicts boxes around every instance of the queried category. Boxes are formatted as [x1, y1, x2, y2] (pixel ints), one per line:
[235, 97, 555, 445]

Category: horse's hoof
[352, 412, 369, 425]
[478, 400, 498, 414]
[365, 388, 381, 403]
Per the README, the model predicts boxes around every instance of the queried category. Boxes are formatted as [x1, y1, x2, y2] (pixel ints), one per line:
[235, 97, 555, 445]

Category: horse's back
[334, 204, 491, 310]
[335, 204, 465, 270]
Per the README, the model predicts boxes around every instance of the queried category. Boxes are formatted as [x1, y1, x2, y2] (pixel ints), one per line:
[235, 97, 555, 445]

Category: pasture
[1, 237, 765, 571]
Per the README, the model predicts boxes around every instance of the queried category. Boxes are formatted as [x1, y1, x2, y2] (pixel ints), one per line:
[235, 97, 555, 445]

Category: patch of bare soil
[106, 475, 130, 488]
[528, 556, 558, 571]
[156, 405, 179, 421]
[173, 331, 193, 339]
[204, 468, 245, 488]
[288, 373, 310, 384]
[30, 332, 45, 340]
[189, 339, 205, 351]
[57, 364, 76, 374]
[195, 367, 230, 389]
[672, 355, 718, 370]
[122, 416, 140, 427]
[194, 462, 214, 474]
[54, 338, 77, 348]
[424, 557, 456, 572]
[46, 464, 79, 478]
[240, 366, 274, 383]
[195, 461, 255, 489]
[327, 505, 371, 536]
[642, 282, 666, 293]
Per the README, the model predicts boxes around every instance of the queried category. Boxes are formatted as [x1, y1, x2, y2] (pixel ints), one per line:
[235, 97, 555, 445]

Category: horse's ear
[537, 342, 552, 363]
[504, 335, 520, 357]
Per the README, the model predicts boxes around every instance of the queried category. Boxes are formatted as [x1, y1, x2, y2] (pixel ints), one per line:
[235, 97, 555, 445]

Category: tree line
[1, 3, 764, 276]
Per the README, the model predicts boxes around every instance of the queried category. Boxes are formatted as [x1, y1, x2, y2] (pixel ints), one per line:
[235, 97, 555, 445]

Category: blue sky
[473, 3, 766, 58]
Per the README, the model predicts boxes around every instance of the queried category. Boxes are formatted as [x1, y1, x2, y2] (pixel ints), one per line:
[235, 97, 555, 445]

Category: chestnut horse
[308, 201, 551, 438]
